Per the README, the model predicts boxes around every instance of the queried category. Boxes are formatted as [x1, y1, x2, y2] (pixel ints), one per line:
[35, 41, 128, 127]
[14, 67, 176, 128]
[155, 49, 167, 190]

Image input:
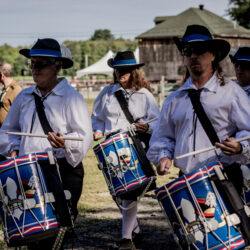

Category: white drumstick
[146, 117, 158, 124]
[175, 135, 250, 160]
[5, 131, 83, 141]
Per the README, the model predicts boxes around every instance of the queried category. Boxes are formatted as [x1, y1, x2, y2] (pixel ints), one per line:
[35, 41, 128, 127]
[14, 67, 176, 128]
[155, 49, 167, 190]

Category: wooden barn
[137, 6, 250, 82]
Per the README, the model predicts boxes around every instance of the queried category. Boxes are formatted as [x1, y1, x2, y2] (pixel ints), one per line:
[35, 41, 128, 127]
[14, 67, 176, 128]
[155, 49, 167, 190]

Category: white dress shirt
[147, 74, 250, 174]
[92, 83, 160, 135]
[0, 78, 93, 167]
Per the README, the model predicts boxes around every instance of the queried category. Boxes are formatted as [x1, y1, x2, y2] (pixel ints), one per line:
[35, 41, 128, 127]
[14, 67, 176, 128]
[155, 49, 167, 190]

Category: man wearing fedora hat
[230, 46, 250, 98]
[147, 24, 250, 244]
[230, 46, 250, 213]
[0, 38, 93, 248]
[92, 50, 159, 249]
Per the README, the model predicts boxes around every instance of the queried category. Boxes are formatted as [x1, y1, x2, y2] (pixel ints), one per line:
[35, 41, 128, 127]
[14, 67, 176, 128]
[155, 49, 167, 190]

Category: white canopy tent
[76, 50, 114, 78]
[76, 48, 140, 78]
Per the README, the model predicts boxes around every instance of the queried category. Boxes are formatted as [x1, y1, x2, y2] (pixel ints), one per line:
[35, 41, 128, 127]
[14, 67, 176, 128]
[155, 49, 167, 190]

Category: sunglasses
[30, 59, 56, 69]
[234, 61, 250, 69]
[182, 44, 209, 57]
[115, 69, 133, 76]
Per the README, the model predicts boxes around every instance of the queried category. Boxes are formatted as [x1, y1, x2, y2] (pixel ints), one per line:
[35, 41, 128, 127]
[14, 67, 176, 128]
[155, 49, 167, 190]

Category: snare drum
[155, 162, 246, 250]
[0, 152, 59, 246]
[93, 131, 156, 197]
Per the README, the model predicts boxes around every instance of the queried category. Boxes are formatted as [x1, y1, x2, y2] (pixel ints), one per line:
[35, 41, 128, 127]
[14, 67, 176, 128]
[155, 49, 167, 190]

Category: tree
[90, 29, 115, 41]
[227, 0, 250, 29]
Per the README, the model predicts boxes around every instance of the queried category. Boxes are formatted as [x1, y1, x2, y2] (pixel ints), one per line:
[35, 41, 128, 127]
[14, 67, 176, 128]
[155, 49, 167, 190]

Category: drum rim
[155, 162, 221, 198]
[0, 152, 49, 171]
[93, 131, 129, 152]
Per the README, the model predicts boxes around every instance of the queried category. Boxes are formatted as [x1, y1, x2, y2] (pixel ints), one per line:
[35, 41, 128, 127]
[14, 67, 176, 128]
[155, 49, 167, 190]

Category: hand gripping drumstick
[175, 135, 250, 160]
[5, 131, 84, 141]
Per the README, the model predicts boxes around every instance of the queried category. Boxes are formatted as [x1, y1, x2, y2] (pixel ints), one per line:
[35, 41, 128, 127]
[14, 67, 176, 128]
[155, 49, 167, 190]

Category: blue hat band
[113, 59, 137, 66]
[29, 49, 62, 57]
[183, 34, 212, 42]
[234, 55, 250, 61]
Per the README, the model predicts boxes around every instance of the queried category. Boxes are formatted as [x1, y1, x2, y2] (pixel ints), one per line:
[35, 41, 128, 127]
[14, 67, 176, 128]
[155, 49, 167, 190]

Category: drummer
[92, 50, 160, 249]
[230, 46, 250, 205]
[147, 24, 250, 177]
[230, 46, 250, 98]
[0, 38, 93, 248]
[147, 24, 250, 241]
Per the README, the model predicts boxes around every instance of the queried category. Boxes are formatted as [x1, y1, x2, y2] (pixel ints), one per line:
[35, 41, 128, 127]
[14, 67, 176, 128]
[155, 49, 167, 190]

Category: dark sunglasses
[234, 61, 250, 69]
[30, 60, 55, 69]
[182, 44, 209, 57]
[115, 69, 133, 76]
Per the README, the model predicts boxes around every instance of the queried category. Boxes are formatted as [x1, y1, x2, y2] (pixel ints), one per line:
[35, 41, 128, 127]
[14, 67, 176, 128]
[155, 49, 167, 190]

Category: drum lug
[98, 163, 103, 170]
[45, 192, 56, 203]
[128, 137, 133, 145]
[206, 219, 219, 232]
[64, 190, 71, 200]
[23, 199, 36, 209]
[47, 150, 56, 165]
[225, 213, 241, 226]
[244, 205, 250, 217]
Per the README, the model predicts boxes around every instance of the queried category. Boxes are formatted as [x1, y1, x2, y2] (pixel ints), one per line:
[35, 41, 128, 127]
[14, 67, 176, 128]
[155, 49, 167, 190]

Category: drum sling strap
[188, 89, 250, 243]
[114, 89, 155, 178]
[33, 93, 76, 227]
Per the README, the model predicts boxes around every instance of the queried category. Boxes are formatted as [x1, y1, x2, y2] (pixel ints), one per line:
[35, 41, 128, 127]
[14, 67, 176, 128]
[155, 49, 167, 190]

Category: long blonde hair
[112, 68, 152, 93]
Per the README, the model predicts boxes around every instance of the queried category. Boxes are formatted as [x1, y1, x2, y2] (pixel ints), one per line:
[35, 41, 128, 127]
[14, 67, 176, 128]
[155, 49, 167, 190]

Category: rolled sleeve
[147, 98, 175, 165]
[64, 95, 93, 167]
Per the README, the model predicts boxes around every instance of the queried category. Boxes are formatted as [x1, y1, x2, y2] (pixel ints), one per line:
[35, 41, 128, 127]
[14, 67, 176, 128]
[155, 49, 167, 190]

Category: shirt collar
[30, 77, 67, 97]
[180, 72, 220, 93]
[111, 83, 145, 95]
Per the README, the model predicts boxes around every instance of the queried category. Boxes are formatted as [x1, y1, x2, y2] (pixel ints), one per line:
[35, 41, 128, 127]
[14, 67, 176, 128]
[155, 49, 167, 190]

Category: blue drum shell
[93, 132, 154, 196]
[155, 162, 245, 250]
[0, 152, 58, 245]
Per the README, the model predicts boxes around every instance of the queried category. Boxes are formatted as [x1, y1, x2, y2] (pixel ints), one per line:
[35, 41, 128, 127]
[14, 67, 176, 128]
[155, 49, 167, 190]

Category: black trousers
[57, 158, 84, 220]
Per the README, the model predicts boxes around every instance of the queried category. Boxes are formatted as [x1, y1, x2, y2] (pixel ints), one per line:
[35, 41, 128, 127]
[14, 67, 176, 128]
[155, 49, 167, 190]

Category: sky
[0, 0, 231, 47]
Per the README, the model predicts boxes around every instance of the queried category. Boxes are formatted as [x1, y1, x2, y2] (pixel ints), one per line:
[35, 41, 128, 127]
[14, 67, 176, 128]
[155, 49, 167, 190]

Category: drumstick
[175, 135, 250, 160]
[146, 117, 158, 124]
[5, 131, 84, 141]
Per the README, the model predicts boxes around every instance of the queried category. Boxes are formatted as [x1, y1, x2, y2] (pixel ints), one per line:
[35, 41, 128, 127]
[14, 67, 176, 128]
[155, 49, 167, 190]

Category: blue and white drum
[93, 131, 156, 197]
[0, 152, 59, 246]
[155, 162, 246, 250]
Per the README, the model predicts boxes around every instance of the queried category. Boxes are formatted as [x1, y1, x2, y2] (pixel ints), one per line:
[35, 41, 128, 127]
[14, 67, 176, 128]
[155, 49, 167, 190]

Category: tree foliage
[90, 29, 115, 41]
[0, 29, 137, 77]
[227, 0, 250, 29]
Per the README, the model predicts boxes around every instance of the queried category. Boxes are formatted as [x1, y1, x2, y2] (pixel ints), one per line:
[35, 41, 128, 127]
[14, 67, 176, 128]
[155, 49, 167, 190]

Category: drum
[93, 131, 156, 197]
[241, 164, 250, 207]
[0, 152, 59, 246]
[155, 162, 246, 250]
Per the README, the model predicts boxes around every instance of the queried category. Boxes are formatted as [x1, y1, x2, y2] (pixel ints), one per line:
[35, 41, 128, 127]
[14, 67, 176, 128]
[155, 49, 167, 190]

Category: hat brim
[107, 58, 144, 69]
[19, 48, 73, 69]
[174, 39, 230, 61]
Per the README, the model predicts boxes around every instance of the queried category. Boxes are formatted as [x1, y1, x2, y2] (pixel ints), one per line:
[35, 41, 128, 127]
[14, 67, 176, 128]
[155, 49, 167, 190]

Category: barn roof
[137, 7, 250, 39]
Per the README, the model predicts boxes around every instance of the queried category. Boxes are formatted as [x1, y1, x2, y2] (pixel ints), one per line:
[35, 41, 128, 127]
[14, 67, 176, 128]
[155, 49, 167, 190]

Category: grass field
[77, 98, 179, 217]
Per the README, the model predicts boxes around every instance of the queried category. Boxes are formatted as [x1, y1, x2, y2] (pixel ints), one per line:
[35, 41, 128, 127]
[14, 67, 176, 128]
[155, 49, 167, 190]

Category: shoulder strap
[188, 89, 220, 145]
[114, 90, 135, 124]
[33, 93, 54, 134]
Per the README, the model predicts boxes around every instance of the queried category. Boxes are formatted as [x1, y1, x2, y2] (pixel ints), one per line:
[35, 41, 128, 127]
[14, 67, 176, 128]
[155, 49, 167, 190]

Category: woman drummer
[92, 50, 160, 249]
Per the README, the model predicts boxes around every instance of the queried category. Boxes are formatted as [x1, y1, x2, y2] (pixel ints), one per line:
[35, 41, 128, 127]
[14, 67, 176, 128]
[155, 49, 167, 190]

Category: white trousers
[122, 200, 140, 239]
